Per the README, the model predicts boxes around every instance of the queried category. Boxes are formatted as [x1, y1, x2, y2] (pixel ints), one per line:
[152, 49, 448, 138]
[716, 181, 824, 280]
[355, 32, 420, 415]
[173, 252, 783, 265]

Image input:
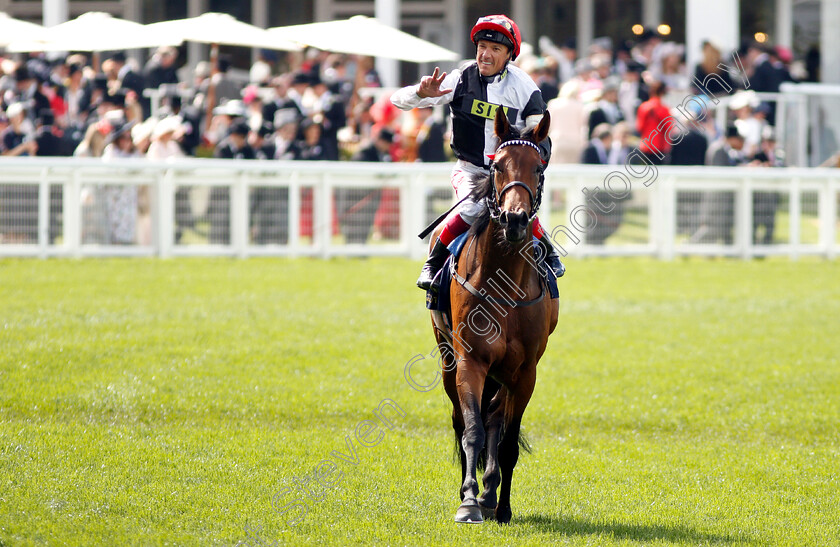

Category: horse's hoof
[495, 505, 512, 524]
[454, 503, 484, 524]
[479, 502, 497, 521]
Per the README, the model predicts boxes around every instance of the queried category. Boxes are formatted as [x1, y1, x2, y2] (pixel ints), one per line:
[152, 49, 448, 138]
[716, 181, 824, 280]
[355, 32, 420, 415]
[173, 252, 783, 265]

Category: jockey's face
[476, 40, 510, 77]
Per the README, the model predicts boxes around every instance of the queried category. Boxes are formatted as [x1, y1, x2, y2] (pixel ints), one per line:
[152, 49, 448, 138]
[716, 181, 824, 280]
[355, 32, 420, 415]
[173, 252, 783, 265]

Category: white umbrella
[268, 15, 460, 63]
[6, 12, 182, 52]
[0, 12, 47, 47]
[145, 12, 300, 51]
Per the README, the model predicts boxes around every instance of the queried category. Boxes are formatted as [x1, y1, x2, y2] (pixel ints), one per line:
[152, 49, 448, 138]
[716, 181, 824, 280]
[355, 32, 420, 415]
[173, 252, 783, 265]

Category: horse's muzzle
[499, 210, 530, 243]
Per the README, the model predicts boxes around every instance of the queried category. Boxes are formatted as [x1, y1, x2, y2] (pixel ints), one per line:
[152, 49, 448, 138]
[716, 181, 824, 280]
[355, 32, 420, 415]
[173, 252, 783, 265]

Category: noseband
[486, 139, 545, 224]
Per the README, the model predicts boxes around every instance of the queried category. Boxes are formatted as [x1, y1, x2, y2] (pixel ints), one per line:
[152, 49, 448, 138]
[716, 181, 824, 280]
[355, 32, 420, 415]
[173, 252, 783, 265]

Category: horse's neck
[471, 223, 538, 294]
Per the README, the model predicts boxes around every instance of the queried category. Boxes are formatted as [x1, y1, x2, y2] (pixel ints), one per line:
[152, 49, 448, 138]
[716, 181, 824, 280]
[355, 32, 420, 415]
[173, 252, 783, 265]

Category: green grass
[1, 257, 839, 546]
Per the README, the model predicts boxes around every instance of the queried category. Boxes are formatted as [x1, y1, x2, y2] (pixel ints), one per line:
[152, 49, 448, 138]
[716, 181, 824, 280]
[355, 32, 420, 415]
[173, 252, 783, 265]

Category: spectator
[310, 75, 345, 161]
[13, 65, 51, 124]
[608, 121, 633, 165]
[263, 75, 299, 125]
[587, 76, 623, 138]
[209, 55, 241, 107]
[250, 122, 276, 160]
[0, 102, 38, 243]
[33, 109, 64, 157]
[144, 46, 179, 91]
[669, 106, 710, 237]
[295, 119, 327, 161]
[62, 63, 91, 131]
[636, 80, 670, 164]
[273, 112, 301, 160]
[101, 119, 141, 245]
[581, 122, 612, 165]
[651, 42, 688, 92]
[692, 39, 735, 97]
[547, 80, 586, 164]
[209, 121, 255, 244]
[285, 72, 311, 119]
[214, 119, 256, 161]
[749, 125, 783, 245]
[249, 122, 290, 244]
[539, 36, 577, 85]
[618, 61, 648, 127]
[147, 115, 185, 160]
[250, 50, 276, 86]
[109, 52, 145, 108]
[690, 125, 745, 244]
[729, 90, 764, 158]
[415, 107, 447, 162]
[1, 102, 37, 156]
[669, 106, 709, 166]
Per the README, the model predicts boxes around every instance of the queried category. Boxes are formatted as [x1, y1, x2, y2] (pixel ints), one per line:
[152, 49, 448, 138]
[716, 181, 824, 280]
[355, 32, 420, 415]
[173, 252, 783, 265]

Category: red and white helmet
[470, 14, 522, 60]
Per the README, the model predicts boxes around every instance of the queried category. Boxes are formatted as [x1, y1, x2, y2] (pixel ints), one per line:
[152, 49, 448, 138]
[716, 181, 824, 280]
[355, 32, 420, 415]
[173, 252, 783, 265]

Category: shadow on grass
[519, 514, 754, 545]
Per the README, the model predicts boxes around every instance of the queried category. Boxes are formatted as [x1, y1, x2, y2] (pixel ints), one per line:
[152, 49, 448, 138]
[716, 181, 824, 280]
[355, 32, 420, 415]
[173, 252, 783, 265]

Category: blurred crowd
[0, 28, 806, 245]
[0, 28, 803, 168]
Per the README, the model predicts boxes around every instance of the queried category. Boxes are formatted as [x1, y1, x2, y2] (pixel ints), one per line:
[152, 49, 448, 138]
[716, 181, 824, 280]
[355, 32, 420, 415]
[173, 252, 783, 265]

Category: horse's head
[487, 107, 550, 244]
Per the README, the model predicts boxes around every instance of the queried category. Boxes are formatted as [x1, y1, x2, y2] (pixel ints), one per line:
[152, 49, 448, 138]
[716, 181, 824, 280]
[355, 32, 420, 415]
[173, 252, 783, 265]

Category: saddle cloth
[425, 233, 559, 317]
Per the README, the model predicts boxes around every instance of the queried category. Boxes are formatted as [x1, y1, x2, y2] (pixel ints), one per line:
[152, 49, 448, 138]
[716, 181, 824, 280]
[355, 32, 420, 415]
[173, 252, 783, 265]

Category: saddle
[426, 233, 559, 330]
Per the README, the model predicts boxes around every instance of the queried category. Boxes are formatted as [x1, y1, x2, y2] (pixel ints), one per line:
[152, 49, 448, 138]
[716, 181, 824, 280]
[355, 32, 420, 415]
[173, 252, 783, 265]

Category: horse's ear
[494, 106, 510, 140]
[533, 111, 551, 143]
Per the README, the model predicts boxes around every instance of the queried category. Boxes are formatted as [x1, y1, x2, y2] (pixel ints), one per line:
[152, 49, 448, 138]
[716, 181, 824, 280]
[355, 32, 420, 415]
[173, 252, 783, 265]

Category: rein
[450, 138, 547, 308]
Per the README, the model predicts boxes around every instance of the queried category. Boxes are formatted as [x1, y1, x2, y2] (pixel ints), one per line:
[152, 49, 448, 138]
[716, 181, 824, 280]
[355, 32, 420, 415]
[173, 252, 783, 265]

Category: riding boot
[417, 238, 450, 290]
[537, 233, 566, 278]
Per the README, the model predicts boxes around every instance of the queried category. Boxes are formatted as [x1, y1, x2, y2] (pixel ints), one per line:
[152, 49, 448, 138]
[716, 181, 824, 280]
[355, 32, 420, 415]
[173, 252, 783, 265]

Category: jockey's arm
[391, 69, 460, 111]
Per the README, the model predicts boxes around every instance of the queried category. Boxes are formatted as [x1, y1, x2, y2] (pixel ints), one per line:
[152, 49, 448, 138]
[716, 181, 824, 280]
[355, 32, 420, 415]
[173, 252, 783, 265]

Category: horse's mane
[467, 125, 539, 240]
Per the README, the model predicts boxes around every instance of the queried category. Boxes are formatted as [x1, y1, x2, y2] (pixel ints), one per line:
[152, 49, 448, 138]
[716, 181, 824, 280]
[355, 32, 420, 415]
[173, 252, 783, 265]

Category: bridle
[486, 139, 546, 224]
[447, 138, 548, 308]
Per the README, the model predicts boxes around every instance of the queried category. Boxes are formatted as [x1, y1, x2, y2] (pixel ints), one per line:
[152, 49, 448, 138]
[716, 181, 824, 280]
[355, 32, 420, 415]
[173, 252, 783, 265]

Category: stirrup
[546, 254, 565, 278]
[417, 239, 450, 290]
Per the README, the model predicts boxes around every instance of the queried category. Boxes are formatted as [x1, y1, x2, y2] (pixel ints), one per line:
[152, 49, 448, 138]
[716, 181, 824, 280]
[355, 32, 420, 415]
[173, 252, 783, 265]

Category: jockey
[391, 14, 565, 290]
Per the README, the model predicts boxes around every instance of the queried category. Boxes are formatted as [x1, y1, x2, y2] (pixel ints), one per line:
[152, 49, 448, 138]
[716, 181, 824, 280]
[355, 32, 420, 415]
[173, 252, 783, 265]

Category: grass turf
[1, 257, 838, 546]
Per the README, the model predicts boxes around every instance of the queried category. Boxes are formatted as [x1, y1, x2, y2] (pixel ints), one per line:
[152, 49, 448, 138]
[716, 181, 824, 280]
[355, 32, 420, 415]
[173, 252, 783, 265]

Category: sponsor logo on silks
[470, 99, 512, 120]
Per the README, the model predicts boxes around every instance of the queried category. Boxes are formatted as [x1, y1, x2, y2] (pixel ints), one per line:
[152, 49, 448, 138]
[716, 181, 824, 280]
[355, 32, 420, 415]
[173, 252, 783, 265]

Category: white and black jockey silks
[448, 64, 544, 167]
[390, 62, 547, 169]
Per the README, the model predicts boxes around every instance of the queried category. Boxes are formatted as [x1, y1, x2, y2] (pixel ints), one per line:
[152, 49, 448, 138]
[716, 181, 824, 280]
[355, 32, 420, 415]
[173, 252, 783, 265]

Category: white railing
[0, 157, 837, 260]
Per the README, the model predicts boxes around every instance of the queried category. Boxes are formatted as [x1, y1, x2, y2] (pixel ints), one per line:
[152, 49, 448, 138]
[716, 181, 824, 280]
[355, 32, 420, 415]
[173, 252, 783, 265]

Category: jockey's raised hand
[417, 67, 452, 98]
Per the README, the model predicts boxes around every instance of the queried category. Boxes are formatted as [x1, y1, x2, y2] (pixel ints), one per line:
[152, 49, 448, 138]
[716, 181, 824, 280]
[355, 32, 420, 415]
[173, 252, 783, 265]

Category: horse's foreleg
[454, 365, 487, 523]
[495, 415, 521, 524]
[496, 367, 536, 524]
[477, 388, 505, 519]
[442, 352, 467, 500]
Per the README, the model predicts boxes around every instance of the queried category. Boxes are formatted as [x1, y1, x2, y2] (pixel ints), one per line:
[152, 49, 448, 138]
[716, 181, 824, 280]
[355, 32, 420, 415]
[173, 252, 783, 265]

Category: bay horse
[432, 108, 559, 524]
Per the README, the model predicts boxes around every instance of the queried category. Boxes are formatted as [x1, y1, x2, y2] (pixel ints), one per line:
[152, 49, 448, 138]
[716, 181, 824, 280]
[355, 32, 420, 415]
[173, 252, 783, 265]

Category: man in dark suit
[13, 65, 51, 124]
[587, 77, 623, 139]
[581, 123, 612, 165]
[311, 75, 346, 161]
[110, 52, 146, 103]
[691, 125, 745, 244]
[669, 109, 710, 236]
[208, 121, 256, 244]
